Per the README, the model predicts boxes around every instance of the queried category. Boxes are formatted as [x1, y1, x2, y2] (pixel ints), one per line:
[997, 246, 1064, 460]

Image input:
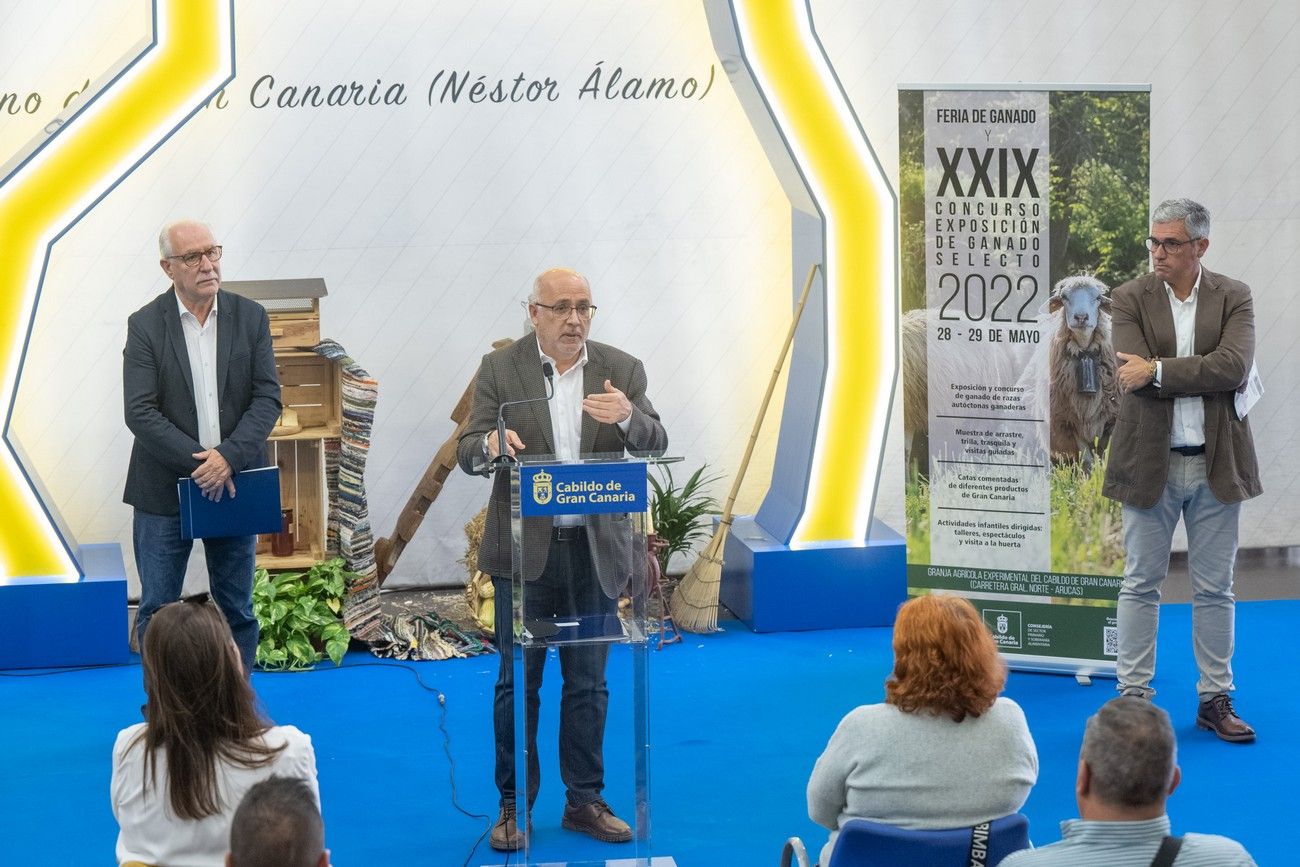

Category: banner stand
[898, 83, 1150, 679]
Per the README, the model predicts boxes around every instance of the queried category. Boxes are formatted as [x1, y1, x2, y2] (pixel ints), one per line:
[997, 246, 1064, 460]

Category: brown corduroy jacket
[1102, 268, 1262, 508]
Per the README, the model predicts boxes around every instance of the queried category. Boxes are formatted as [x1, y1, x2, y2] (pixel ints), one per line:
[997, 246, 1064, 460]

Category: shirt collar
[535, 335, 587, 376]
[1162, 265, 1202, 304]
[1059, 815, 1172, 843]
[174, 288, 218, 322]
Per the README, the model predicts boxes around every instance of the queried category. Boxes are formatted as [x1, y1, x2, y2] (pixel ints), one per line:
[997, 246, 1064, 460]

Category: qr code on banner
[1103, 626, 1118, 657]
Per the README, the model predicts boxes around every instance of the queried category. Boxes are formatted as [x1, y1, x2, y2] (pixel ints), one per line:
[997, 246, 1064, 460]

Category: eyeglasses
[167, 246, 223, 268]
[1145, 237, 1200, 253]
[531, 300, 597, 320]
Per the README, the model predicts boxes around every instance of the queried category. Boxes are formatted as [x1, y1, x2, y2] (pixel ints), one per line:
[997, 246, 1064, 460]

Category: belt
[1171, 445, 1205, 457]
[552, 525, 586, 543]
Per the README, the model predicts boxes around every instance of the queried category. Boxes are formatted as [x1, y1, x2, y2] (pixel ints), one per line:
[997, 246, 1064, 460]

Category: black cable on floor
[260, 661, 494, 866]
[3, 656, 497, 864]
[0, 661, 140, 677]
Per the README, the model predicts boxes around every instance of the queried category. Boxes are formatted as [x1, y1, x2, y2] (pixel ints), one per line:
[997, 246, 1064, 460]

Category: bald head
[530, 267, 590, 302]
[527, 267, 594, 371]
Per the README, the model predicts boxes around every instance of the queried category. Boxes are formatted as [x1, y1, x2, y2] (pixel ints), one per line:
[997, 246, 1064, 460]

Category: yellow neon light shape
[731, 0, 897, 544]
[0, 0, 233, 579]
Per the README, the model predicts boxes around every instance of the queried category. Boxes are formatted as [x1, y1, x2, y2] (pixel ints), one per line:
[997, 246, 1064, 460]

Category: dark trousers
[132, 509, 259, 670]
[493, 530, 616, 809]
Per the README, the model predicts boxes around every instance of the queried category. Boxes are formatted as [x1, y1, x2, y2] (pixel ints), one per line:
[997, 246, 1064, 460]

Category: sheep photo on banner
[898, 86, 1151, 676]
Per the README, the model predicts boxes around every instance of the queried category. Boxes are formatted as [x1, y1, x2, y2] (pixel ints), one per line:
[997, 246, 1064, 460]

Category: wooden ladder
[374, 338, 513, 584]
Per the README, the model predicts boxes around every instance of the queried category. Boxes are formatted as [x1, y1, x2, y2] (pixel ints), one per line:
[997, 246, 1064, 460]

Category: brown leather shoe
[489, 805, 523, 851]
[562, 799, 633, 843]
[1196, 693, 1256, 743]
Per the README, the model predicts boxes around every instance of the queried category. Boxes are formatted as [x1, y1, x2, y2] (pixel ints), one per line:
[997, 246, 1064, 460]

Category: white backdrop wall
[2, 1, 1296, 594]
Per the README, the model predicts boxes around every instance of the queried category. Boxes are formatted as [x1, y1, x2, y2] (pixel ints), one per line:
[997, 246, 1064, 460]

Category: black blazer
[122, 288, 281, 516]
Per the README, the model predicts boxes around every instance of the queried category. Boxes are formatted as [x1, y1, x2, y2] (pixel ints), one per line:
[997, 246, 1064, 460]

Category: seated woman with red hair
[807, 594, 1038, 865]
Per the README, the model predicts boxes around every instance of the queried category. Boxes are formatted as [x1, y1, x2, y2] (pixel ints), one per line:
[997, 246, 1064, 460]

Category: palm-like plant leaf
[649, 464, 721, 574]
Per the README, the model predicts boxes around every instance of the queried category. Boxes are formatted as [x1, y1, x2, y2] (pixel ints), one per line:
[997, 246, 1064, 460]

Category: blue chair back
[826, 814, 1030, 866]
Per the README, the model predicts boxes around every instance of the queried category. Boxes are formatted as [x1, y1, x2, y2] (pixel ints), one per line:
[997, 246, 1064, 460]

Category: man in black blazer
[456, 267, 667, 850]
[123, 220, 280, 670]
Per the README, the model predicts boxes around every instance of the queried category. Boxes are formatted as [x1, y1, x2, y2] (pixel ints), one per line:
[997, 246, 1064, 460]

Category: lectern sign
[519, 462, 647, 516]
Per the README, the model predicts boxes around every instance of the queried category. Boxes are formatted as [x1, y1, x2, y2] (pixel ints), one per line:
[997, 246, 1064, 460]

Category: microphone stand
[489, 361, 556, 474]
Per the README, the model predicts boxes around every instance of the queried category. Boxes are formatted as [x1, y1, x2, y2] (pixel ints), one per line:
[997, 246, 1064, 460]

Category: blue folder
[177, 466, 283, 540]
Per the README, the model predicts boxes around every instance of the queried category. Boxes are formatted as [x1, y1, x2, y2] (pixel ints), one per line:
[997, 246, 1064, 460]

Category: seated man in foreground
[1001, 697, 1254, 866]
[227, 776, 329, 867]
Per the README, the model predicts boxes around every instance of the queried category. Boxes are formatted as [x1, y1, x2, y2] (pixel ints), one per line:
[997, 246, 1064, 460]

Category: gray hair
[157, 219, 213, 258]
[1080, 697, 1177, 808]
[1151, 198, 1211, 240]
[229, 776, 323, 867]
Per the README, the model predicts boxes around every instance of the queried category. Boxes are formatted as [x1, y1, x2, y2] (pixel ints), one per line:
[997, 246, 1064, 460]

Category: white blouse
[111, 723, 319, 867]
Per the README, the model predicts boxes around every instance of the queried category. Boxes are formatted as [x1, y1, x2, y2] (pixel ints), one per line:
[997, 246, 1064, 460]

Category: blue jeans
[133, 509, 259, 670]
[493, 530, 616, 809]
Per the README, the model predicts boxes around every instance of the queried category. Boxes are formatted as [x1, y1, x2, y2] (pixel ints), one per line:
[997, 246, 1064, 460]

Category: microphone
[489, 361, 556, 473]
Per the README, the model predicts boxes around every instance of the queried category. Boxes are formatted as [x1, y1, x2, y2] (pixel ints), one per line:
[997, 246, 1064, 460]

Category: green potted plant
[648, 463, 720, 576]
[253, 558, 353, 670]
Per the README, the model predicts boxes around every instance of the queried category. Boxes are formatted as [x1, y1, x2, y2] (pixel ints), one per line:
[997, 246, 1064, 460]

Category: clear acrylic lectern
[490, 453, 678, 867]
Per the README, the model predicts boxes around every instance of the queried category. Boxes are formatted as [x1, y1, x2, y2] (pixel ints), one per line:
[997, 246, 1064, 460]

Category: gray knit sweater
[807, 697, 1038, 865]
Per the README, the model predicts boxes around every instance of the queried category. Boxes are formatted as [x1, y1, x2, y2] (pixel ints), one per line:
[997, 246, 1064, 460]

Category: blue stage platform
[1, 601, 1291, 865]
[719, 516, 907, 631]
[0, 543, 128, 670]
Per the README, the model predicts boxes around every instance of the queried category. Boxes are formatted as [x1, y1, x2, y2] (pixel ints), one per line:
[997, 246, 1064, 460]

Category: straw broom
[668, 263, 820, 632]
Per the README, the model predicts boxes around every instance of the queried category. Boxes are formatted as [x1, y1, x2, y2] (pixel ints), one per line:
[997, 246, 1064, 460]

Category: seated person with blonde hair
[111, 599, 319, 867]
[807, 594, 1038, 865]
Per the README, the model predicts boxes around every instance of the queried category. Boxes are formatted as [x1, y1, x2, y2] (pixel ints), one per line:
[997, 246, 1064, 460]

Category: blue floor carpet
[2, 600, 1293, 865]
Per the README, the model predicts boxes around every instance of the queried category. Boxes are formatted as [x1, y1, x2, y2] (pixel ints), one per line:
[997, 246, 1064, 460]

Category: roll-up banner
[898, 86, 1150, 676]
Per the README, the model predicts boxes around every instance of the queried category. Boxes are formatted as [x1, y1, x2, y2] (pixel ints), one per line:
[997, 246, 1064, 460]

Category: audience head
[1077, 697, 1181, 820]
[227, 776, 328, 867]
[142, 596, 255, 730]
[885, 594, 1006, 722]
[139, 598, 277, 819]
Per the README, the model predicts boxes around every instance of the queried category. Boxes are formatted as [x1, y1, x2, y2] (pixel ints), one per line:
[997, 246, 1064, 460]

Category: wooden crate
[256, 437, 331, 569]
[268, 307, 320, 350]
[276, 351, 341, 437]
[223, 278, 326, 351]
[227, 279, 338, 572]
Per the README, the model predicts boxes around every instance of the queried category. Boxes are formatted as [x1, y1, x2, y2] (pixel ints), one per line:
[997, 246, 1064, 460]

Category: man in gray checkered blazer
[456, 267, 667, 851]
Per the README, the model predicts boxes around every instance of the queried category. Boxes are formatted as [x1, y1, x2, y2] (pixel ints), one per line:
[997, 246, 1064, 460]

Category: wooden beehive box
[226, 278, 337, 569]
[223, 278, 325, 351]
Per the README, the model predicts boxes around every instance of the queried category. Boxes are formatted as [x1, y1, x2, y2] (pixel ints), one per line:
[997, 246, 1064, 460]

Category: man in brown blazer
[1103, 198, 1260, 743]
[456, 267, 667, 850]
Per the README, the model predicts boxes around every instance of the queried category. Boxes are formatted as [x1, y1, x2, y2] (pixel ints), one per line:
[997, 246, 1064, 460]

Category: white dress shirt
[176, 291, 222, 449]
[112, 723, 319, 867]
[540, 341, 589, 527]
[1155, 267, 1206, 447]
[536, 338, 631, 526]
[540, 341, 588, 465]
